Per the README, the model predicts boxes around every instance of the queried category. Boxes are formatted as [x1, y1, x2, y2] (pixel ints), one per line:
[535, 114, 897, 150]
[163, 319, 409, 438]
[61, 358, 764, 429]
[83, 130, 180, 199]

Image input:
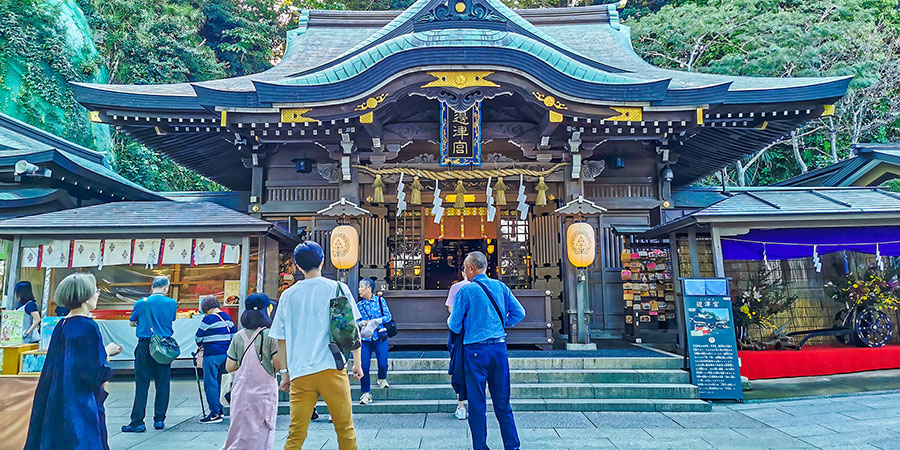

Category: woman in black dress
[25, 273, 122, 450]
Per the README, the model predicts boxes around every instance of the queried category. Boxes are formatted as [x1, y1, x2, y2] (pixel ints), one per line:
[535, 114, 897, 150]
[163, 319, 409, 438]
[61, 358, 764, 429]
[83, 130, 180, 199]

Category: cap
[245, 293, 273, 311]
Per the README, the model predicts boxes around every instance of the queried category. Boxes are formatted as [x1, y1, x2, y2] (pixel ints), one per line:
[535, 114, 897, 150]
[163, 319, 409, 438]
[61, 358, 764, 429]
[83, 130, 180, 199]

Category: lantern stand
[317, 198, 372, 287]
[555, 196, 606, 350]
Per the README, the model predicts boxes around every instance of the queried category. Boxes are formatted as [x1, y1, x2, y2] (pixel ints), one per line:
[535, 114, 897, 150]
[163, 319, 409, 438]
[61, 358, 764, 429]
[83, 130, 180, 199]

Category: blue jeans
[360, 338, 389, 393]
[130, 339, 172, 425]
[203, 353, 227, 416]
[464, 342, 519, 450]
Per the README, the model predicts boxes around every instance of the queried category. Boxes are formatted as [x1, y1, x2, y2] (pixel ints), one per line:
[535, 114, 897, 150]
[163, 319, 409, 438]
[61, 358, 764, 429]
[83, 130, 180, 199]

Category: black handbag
[378, 296, 398, 338]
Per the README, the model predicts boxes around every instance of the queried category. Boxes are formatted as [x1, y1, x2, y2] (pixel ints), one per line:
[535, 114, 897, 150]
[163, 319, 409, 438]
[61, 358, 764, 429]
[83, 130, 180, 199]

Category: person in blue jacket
[356, 278, 392, 405]
[25, 273, 123, 450]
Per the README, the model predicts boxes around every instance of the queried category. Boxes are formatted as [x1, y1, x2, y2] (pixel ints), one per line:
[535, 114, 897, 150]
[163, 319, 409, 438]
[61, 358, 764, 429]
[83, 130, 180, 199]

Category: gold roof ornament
[421, 71, 500, 89]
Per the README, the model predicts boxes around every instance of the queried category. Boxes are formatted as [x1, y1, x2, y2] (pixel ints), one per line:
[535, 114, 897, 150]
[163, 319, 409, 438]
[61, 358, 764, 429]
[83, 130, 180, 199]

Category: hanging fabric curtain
[720, 226, 900, 261]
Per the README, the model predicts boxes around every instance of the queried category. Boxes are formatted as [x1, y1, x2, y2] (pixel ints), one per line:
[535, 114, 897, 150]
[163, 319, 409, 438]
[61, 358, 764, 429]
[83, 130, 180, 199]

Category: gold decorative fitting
[455, 1, 466, 12]
[757, 121, 769, 130]
[281, 108, 317, 123]
[696, 108, 704, 125]
[220, 110, 228, 126]
[89, 111, 102, 123]
[421, 71, 500, 89]
[549, 111, 563, 123]
[822, 104, 836, 117]
[360, 112, 374, 124]
[532, 91, 567, 110]
[355, 93, 389, 111]
[606, 106, 642, 122]
[617, 0, 628, 9]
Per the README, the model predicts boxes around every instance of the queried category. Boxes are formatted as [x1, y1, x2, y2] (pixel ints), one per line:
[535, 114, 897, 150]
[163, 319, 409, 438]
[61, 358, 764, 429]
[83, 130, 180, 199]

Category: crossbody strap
[239, 328, 264, 364]
[473, 280, 505, 327]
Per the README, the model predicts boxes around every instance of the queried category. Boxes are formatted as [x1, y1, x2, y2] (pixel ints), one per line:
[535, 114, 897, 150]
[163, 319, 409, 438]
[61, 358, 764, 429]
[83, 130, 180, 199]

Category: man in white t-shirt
[271, 241, 363, 450]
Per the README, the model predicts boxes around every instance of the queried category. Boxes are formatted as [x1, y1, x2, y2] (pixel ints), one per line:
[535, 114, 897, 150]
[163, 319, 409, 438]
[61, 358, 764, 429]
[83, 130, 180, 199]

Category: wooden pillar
[340, 166, 360, 291]
[561, 164, 587, 344]
[250, 166, 264, 207]
[4, 236, 21, 310]
[669, 232, 687, 356]
[238, 236, 251, 321]
[711, 225, 726, 277]
[688, 229, 700, 277]
[257, 235, 279, 299]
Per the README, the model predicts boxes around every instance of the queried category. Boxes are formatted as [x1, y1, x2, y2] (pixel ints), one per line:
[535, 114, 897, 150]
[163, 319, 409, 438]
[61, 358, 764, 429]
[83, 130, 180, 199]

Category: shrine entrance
[424, 238, 498, 290]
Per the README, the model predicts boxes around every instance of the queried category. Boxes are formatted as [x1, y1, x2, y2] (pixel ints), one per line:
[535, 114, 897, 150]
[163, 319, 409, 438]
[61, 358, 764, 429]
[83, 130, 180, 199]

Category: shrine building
[70, 0, 850, 346]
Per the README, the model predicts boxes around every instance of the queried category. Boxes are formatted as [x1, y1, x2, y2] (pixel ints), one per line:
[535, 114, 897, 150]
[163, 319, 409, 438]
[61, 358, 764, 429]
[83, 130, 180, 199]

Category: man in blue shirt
[448, 251, 526, 450]
[123, 276, 178, 433]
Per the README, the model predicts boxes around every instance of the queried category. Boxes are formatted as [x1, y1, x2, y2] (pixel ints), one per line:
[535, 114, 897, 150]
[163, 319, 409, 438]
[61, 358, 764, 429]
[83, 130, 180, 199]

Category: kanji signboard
[440, 101, 481, 166]
[681, 277, 743, 401]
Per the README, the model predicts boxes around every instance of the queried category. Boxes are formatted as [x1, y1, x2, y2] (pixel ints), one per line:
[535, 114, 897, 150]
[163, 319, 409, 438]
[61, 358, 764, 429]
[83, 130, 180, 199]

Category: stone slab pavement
[103, 379, 900, 449]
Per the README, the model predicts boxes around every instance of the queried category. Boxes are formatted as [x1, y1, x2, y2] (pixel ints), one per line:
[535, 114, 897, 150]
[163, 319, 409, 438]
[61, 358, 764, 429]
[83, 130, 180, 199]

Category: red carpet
[739, 344, 900, 380]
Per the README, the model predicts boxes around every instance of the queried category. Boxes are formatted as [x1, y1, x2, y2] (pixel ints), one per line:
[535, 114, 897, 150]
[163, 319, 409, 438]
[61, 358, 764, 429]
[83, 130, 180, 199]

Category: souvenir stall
[0, 201, 286, 370]
[641, 187, 900, 379]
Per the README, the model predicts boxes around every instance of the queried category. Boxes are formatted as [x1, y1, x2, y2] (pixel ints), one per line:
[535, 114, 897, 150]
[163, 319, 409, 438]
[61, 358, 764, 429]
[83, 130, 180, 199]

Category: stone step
[374, 357, 684, 371]
[350, 369, 691, 385]
[346, 383, 700, 400]
[280, 398, 712, 414]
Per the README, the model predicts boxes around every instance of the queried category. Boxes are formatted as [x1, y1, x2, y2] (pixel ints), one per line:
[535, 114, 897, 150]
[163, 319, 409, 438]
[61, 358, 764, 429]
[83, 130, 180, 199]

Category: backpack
[329, 282, 361, 353]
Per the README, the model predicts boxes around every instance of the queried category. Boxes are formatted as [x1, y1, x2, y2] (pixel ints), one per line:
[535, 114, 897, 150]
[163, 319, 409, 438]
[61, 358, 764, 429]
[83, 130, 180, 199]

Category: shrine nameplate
[680, 277, 743, 401]
[440, 101, 481, 166]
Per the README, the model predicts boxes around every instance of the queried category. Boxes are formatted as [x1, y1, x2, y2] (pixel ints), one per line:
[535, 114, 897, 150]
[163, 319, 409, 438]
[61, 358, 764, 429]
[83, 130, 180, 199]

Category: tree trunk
[791, 130, 808, 174]
[829, 117, 839, 163]
[735, 160, 746, 187]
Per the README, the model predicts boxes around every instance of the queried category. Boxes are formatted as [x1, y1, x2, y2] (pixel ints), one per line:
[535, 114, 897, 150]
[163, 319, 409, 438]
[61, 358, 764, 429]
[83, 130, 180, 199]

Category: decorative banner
[223, 243, 240, 265]
[71, 240, 102, 268]
[396, 172, 407, 217]
[440, 101, 482, 166]
[162, 238, 193, 265]
[42, 240, 71, 268]
[486, 176, 496, 223]
[21, 247, 40, 268]
[681, 277, 743, 401]
[103, 240, 133, 267]
[516, 174, 529, 219]
[131, 239, 161, 268]
[431, 179, 445, 224]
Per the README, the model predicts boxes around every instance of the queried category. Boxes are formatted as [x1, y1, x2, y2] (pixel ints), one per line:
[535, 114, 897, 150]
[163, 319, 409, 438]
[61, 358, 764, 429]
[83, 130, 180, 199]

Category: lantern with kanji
[330, 225, 359, 270]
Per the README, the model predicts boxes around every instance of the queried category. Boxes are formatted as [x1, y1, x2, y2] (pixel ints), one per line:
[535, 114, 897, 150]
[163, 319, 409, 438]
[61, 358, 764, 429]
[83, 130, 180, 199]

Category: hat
[245, 293, 273, 311]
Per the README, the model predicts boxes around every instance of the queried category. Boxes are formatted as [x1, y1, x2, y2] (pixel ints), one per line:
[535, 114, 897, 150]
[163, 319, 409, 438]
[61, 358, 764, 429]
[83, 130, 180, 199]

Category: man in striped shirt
[195, 295, 237, 424]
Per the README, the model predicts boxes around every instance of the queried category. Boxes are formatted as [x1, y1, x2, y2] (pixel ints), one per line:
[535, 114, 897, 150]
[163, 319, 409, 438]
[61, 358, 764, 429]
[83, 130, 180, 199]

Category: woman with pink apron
[224, 294, 279, 450]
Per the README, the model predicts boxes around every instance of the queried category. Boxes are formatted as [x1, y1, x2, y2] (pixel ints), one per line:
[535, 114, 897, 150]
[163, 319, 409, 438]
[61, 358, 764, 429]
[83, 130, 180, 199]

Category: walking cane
[191, 351, 207, 417]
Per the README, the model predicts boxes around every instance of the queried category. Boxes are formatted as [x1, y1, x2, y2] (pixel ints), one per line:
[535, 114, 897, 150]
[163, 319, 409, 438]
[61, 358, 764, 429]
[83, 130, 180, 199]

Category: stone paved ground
[103, 379, 900, 450]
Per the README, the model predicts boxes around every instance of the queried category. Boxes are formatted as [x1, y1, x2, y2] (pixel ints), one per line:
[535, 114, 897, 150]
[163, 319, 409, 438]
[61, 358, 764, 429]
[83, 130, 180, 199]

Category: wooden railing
[585, 183, 654, 198]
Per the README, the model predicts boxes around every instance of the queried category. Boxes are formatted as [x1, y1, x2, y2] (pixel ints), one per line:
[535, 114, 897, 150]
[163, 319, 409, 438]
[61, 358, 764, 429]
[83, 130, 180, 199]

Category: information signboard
[680, 277, 743, 401]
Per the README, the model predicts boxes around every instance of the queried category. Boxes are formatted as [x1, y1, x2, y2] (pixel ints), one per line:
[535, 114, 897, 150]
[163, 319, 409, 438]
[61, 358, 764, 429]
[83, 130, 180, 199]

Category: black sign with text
[440, 101, 481, 166]
[681, 278, 743, 401]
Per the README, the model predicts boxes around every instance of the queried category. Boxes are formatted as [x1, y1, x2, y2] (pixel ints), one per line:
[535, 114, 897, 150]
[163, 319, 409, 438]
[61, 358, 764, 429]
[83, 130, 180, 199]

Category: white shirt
[270, 277, 360, 379]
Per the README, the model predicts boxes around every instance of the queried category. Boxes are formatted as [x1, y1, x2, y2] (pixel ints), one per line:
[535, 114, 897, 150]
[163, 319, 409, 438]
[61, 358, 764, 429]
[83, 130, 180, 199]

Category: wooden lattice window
[388, 210, 423, 290]
[499, 210, 532, 289]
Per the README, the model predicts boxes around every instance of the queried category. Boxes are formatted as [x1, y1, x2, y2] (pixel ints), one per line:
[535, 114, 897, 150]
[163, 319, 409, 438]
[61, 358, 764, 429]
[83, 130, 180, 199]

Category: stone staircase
[279, 354, 711, 414]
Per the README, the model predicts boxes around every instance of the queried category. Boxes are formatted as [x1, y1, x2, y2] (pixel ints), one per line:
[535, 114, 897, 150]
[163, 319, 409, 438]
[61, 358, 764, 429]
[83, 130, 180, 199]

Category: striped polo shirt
[195, 311, 237, 356]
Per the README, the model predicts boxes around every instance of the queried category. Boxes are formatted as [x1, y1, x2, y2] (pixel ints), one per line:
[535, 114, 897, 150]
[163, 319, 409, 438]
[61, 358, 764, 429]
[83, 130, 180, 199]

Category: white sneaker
[359, 392, 373, 405]
[454, 405, 467, 420]
[377, 378, 390, 389]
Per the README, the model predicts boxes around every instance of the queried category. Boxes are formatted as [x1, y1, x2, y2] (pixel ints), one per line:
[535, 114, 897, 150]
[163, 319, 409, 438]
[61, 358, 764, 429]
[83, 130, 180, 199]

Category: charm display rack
[621, 246, 678, 343]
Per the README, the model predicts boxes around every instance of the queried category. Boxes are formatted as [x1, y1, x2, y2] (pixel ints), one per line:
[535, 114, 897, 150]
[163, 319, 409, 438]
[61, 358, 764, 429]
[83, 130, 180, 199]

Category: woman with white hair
[25, 273, 123, 450]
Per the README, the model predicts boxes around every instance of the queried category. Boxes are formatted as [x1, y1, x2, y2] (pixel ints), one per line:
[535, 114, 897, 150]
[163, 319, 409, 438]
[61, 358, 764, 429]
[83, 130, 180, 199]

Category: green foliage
[108, 136, 224, 191]
[0, 0, 100, 148]
[631, 0, 900, 186]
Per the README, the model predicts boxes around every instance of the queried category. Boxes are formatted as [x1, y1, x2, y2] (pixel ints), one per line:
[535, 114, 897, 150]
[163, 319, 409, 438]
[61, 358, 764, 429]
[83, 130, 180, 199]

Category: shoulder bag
[150, 333, 181, 365]
[379, 296, 398, 338]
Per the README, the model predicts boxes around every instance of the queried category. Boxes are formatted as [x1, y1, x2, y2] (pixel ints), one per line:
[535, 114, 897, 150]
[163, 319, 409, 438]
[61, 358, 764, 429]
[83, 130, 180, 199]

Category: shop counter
[96, 318, 203, 366]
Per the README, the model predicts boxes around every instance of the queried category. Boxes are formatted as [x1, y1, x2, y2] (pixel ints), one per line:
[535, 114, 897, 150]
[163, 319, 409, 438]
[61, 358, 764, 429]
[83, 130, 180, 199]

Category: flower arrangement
[825, 268, 900, 311]
[734, 264, 797, 329]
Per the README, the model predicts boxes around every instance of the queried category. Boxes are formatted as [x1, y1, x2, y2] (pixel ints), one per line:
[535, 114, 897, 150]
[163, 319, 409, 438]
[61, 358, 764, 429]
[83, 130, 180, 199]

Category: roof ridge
[0, 113, 105, 165]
